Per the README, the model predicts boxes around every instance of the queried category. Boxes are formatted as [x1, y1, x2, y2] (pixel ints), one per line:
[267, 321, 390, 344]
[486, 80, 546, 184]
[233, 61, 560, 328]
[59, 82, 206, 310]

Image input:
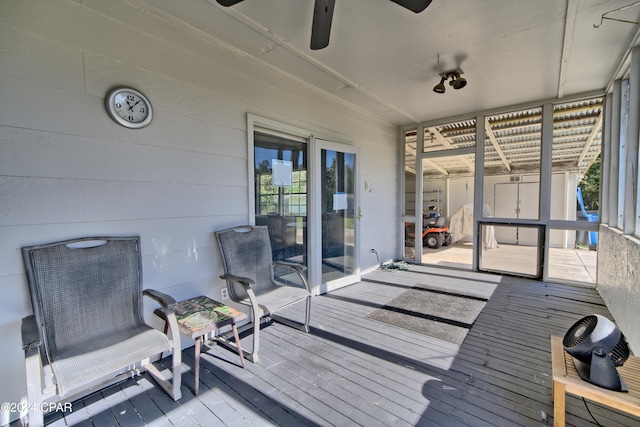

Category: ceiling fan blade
[310, 0, 336, 50]
[389, 0, 432, 13]
[217, 0, 245, 6]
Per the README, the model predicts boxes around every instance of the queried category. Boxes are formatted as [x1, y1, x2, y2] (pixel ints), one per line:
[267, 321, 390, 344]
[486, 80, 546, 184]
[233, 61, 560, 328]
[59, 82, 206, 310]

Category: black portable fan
[562, 314, 630, 392]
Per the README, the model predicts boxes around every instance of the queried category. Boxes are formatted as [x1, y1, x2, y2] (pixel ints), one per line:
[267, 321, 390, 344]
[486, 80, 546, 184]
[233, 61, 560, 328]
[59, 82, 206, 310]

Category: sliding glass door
[252, 123, 359, 295]
[313, 140, 360, 293]
[254, 132, 308, 282]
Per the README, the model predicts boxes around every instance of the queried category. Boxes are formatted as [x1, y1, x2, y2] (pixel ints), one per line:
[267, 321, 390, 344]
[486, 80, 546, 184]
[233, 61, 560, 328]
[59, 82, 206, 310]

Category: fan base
[573, 357, 628, 392]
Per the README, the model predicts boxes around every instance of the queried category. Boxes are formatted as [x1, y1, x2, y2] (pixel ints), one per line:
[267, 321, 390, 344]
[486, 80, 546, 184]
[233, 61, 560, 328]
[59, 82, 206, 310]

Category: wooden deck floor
[34, 266, 640, 426]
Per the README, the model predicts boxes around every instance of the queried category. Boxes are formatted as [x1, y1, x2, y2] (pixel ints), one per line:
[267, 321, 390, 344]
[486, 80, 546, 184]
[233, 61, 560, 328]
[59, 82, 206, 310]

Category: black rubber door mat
[367, 286, 487, 345]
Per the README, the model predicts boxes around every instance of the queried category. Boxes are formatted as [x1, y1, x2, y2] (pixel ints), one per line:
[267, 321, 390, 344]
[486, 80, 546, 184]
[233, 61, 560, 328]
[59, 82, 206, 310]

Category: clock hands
[124, 97, 141, 112]
[128, 99, 141, 111]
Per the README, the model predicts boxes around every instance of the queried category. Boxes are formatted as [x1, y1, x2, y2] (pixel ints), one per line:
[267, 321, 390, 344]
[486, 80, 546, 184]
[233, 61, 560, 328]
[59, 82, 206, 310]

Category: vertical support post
[618, 80, 629, 228]
[624, 45, 640, 234]
[608, 80, 622, 227]
[540, 103, 554, 279]
[601, 94, 612, 225]
[609, 80, 622, 227]
[540, 104, 554, 222]
[415, 126, 425, 260]
[473, 114, 485, 271]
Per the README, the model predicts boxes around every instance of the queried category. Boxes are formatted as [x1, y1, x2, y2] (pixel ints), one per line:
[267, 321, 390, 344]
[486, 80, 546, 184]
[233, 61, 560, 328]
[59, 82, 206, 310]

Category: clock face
[106, 87, 152, 129]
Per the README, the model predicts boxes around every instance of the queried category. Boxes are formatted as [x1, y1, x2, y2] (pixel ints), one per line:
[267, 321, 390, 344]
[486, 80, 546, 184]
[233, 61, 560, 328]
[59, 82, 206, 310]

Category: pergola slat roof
[405, 98, 603, 179]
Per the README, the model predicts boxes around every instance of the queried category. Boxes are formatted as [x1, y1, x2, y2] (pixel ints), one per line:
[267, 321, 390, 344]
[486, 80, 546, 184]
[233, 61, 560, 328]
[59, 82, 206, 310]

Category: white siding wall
[0, 0, 399, 422]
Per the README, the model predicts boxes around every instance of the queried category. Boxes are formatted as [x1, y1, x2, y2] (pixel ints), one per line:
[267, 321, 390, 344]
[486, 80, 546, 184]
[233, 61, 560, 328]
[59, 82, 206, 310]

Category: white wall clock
[105, 87, 153, 129]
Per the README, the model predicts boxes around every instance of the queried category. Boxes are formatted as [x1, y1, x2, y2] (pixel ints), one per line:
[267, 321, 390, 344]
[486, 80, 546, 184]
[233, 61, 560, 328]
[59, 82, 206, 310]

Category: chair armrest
[21, 315, 40, 351]
[220, 274, 255, 288]
[272, 261, 311, 293]
[143, 289, 177, 308]
[157, 306, 181, 350]
[274, 260, 307, 273]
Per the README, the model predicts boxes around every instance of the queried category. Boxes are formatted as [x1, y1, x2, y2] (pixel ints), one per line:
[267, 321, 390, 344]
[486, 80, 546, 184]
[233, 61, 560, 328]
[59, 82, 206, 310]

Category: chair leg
[148, 312, 182, 401]
[168, 316, 182, 400]
[270, 296, 311, 333]
[170, 340, 182, 400]
[248, 309, 261, 363]
[303, 295, 311, 333]
[24, 349, 45, 427]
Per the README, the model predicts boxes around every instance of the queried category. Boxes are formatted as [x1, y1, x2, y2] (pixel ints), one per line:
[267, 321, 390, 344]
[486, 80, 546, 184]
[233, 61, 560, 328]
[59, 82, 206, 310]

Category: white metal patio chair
[215, 225, 311, 363]
[21, 236, 182, 427]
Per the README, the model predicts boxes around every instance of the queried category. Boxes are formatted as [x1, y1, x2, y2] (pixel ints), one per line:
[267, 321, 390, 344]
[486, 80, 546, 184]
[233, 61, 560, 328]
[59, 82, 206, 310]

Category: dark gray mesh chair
[21, 236, 182, 427]
[216, 225, 311, 363]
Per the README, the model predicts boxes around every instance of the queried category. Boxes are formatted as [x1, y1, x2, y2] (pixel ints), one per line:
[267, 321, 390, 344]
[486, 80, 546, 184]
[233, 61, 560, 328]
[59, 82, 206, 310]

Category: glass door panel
[321, 148, 355, 283]
[403, 129, 418, 261]
[314, 140, 359, 293]
[254, 132, 308, 284]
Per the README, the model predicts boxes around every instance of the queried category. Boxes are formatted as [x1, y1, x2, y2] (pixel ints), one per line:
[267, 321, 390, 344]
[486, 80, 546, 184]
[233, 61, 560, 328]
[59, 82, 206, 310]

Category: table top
[172, 296, 247, 339]
[550, 335, 640, 417]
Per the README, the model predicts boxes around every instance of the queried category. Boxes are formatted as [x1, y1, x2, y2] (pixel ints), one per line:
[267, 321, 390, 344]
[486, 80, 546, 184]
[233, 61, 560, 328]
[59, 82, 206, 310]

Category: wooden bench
[550, 335, 640, 426]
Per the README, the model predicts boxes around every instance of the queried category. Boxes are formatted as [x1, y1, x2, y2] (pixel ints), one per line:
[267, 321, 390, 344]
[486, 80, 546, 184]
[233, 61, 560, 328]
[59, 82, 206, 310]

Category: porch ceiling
[141, 0, 638, 126]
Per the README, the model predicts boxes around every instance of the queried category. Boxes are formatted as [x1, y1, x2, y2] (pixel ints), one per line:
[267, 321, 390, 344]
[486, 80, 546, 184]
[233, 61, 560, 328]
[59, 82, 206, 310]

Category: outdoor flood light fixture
[433, 77, 446, 94]
[563, 314, 630, 392]
[433, 68, 467, 94]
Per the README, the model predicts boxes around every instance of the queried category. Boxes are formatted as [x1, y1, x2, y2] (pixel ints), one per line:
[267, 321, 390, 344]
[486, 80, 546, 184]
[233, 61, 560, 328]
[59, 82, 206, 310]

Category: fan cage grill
[563, 315, 597, 348]
[611, 336, 630, 366]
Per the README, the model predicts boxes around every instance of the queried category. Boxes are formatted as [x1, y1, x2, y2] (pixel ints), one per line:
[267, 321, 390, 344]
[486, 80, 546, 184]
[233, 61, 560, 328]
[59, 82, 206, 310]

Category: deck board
[16, 267, 640, 427]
